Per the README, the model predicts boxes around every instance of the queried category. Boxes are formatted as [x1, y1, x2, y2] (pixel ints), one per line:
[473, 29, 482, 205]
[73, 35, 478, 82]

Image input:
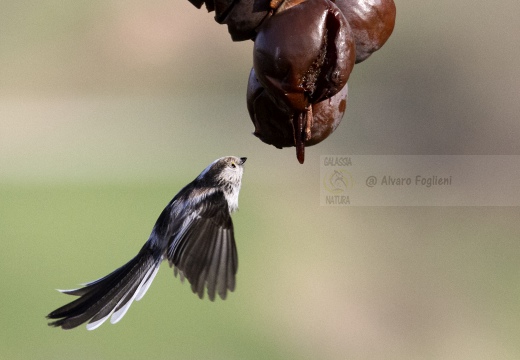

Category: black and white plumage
[47, 156, 246, 330]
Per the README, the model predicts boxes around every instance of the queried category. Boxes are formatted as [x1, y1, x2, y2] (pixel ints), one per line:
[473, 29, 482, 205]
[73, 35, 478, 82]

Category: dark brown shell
[247, 68, 348, 149]
[333, 0, 396, 63]
[253, 0, 355, 112]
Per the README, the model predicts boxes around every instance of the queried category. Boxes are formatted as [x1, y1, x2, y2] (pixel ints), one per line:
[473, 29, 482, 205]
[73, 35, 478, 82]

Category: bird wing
[166, 190, 238, 301]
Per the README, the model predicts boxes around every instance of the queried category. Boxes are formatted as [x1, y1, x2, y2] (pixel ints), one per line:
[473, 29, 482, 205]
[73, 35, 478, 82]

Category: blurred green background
[1, 1, 520, 359]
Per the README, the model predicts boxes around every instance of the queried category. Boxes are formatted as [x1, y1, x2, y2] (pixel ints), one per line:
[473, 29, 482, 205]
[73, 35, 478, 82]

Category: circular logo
[323, 169, 353, 194]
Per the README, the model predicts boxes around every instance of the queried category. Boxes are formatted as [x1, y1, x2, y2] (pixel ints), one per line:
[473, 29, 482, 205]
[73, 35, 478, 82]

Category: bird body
[47, 156, 246, 330]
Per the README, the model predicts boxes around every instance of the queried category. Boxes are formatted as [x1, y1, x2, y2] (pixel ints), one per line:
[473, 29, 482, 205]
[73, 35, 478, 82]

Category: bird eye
[231, 162, 236, 168]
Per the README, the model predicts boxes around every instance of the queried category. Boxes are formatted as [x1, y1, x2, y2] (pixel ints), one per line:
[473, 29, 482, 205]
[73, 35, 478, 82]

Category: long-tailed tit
[47, 156, 246, 330]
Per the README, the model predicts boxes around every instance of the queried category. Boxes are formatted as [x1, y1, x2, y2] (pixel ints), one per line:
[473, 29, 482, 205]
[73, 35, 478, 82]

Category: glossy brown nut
[247, 68, 348, 158]
[306, 81, 348, 146]
[247, 68, 294, 148]
[253, 0, 355, 113]
[333, 0, 396, 63]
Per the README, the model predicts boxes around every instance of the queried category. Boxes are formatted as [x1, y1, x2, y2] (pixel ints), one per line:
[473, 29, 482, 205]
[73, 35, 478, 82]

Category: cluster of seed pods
[189, 0, 396, 163]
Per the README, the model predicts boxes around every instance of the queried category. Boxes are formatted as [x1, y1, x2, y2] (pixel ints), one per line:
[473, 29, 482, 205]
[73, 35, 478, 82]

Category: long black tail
[47, 248, 162, 330]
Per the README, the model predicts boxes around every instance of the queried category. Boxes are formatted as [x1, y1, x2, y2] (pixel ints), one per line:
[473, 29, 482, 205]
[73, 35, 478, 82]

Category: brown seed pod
[247, 68, 294, 148]
[253, 0, 355, 113]
[247, 68, 348, 163]
[306, 82, 348, 146]
[188, 0, 395, 163]
[333, 0, 396, 63]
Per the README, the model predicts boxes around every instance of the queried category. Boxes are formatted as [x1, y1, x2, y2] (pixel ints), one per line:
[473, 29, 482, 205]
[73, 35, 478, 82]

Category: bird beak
[240, 157, 247, 165]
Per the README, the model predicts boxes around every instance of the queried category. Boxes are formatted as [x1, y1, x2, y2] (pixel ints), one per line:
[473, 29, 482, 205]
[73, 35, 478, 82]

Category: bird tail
[47, 247, 162, 330]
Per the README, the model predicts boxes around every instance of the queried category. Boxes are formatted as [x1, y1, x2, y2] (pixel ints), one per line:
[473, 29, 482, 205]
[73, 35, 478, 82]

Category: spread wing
[166, 190, 238, 301]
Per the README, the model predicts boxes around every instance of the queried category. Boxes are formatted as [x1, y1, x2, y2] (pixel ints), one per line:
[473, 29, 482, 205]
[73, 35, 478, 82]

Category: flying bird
[47, 156, 246, 330]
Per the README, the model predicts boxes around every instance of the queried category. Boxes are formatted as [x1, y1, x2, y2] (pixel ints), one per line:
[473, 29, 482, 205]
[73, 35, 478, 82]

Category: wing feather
[167, 190, 238, 300]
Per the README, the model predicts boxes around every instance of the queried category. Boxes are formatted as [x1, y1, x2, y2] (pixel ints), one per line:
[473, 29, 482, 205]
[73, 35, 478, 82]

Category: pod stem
[292, 106, 313, 164]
